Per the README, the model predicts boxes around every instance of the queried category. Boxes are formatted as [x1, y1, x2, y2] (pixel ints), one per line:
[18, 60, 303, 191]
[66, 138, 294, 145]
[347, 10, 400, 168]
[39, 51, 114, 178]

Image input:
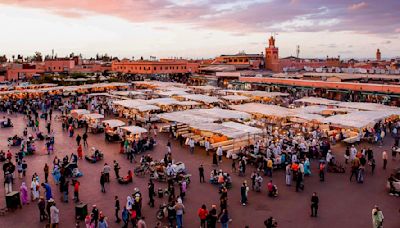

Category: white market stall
[82, 113, 105, 133]
[103, 119, 126, 141]
[120, 125, 148, 142]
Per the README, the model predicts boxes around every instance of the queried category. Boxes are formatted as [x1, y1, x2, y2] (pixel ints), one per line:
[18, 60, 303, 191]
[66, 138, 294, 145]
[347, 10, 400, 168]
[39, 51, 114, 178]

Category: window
[154, 67, 156, 70]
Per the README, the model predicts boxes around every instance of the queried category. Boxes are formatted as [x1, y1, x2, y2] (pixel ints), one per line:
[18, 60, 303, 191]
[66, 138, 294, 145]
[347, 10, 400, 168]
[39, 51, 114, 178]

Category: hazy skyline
[0, 0, 399, 60]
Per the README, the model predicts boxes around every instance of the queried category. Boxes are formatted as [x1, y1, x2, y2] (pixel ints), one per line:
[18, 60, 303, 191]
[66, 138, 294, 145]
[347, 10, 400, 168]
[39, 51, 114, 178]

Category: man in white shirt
[189, 138, 195, 154]
[217, 146, 223, 163]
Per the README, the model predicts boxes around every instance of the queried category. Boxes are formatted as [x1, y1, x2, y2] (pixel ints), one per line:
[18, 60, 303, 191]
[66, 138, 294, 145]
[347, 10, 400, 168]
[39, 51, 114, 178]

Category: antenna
[296, 45, 300, 58]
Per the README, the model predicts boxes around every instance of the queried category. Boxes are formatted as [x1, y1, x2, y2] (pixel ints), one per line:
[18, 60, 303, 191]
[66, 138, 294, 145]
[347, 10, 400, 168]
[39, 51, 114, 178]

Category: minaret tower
[265, 36, 280, 72]
[376, 49, 381, 61]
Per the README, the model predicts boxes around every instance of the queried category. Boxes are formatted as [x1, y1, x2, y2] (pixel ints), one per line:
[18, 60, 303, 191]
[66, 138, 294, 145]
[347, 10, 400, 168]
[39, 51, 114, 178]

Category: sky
[0, 0, 399, 60]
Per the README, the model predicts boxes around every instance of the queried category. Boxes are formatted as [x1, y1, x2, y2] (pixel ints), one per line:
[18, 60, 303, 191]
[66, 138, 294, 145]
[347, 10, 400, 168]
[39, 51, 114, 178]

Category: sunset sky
[0, 0, 399, 59]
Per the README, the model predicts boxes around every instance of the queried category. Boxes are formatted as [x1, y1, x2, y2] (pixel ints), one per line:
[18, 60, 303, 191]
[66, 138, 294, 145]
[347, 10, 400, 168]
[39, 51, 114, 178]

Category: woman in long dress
[31, 176, 40, 201]
[20, 182, 29, 205]
[52, 165, 61, 185]
[285, 164, 292, 186]
[304, 158, 311, 176]
[126, 196, 133, 210]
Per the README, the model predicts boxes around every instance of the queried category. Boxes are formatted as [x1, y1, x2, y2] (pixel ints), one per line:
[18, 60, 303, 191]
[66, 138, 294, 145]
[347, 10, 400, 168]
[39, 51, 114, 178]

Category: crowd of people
[0, 89, 399, 228]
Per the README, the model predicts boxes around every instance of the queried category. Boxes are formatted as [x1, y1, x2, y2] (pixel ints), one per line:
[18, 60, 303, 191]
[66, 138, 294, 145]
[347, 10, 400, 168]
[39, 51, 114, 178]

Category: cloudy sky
[0, 0, 399, 59]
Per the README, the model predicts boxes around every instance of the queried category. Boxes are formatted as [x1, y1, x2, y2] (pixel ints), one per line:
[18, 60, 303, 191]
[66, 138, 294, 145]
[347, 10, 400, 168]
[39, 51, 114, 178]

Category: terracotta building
[111, 59, 194, 75]
[44, 58, 75, 72]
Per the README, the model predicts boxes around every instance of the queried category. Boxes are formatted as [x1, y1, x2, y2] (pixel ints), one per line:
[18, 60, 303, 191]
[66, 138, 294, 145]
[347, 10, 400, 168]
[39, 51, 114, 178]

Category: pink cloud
[0, 0, 399, 35]
[348, 2, 367, 11]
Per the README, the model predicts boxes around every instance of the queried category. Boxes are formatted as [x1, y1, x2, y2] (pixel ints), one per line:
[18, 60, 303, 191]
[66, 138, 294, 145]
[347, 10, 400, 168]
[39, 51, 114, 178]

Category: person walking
[285, 164, 292, 186]
[241, 181, 249, 206]
[77, 144, 83, 160]
[113, 160, 120, 179]
[49, 200, 59, 228]
[310, 192, 319, 217]
[212, 152, 218, 166]
[198, 204, 208, 228]
[217, 146, 223, 163]
[382, 150, 388, 170]
[76, 134, 81, 146]
[20, 182, 29, 205]
[121, 207, 129, 228]
[73, 180, 80, 202]
[102, 163, 111, 183]
[100, 172, 106, 193]
[189, 138, 195, 154]
[115, 195, 121, 223]
[38, 197, 47, 222]
[207, 205, 218, 228]
[199, 164, 205, 183]
[219, 209, 230, 228]
[319, 161, 325, 182]
[148, 180, 155, 208]
[44, 163, 49, 183]
[92, 205, 99, 228]
[370, 158, 376, 175]
[372, 205, 384, 228]
[82, 132, 88, 147]
[174, 198, 185, 228]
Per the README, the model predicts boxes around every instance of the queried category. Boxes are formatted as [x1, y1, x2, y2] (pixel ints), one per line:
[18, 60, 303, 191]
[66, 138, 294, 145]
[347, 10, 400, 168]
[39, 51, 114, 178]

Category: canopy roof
[156, 90, 189, 96]
[70, 109, 90, 115]
[335, 102, 400, 112]
[219, 89, 289, 98]
[189, 85, 219, 91]
[221, 121, 262, 135]
[294, 97, 338, 105]
[113, 99, 147, 109]
[110, 91, 144, 96]
[120, 125, 148, 134]
[158, 108, 251, 124]
[83, 113, 104, 119]
[221, 95, 250, 101]
[102, 119, 125, 128]
[179, 94, 221, 104]
[134, 104, 161, 112]
[323, 110, 400, 128]
[146, 98, 180, 106]
[229, 103, 295, 118]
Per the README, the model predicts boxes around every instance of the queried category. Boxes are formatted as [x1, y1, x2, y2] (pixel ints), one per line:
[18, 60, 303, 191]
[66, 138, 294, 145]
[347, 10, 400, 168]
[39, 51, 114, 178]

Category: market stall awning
[120, 126, 148, 134]
[221, 121, 262, 135]
[157, 108, 251, 124]
[83, 113, 105, 119]
[134, 104, 161, 112]
[322, 111, 396, 129]
[221, 95, 251, 101]
[70, 109, 90, 115]
[113, 99, 147, 109]
[294, 97, 338, 105]
[179, 94, 221, 104]
[102, 119, 126, 128]
[229, 103, 295, 118]
[110, 91, 144, 96]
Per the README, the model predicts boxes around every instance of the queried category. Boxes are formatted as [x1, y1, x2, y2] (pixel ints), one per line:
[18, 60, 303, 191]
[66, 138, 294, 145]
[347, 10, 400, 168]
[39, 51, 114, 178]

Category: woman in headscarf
[304, 157, 311, 176]
[20, 182, 29, 205]
[126, 196, 133, 210]
[52, 165, 61, 185]
[31, 175, 40, 201]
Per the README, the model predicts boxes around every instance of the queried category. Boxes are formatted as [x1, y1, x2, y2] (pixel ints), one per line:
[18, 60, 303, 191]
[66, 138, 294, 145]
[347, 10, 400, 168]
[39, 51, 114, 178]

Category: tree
[0, 55, 7, 63]
[33, 52, 43, 62]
